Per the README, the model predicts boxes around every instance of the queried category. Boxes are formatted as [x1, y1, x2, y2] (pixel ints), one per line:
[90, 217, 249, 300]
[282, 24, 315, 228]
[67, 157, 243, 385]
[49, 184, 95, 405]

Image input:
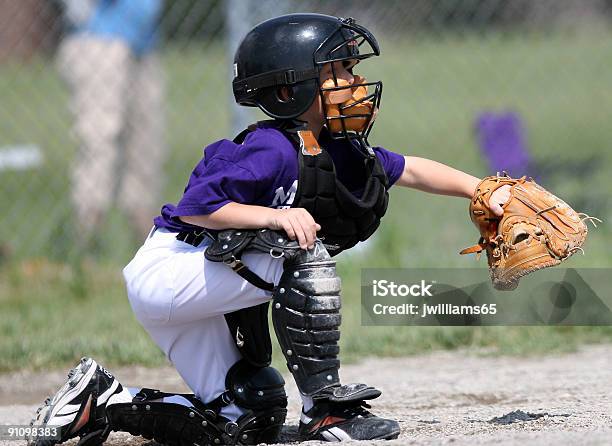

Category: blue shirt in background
[83, 0, 163, 56]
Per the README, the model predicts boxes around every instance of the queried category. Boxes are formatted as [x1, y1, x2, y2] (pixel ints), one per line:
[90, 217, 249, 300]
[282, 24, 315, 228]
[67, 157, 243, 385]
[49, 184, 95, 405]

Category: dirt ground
[1, 345, 611, 445]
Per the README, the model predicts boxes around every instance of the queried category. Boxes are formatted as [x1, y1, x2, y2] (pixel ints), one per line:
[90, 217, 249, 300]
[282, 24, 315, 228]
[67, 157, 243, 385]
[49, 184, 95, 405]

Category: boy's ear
[276, 86, 294, 102]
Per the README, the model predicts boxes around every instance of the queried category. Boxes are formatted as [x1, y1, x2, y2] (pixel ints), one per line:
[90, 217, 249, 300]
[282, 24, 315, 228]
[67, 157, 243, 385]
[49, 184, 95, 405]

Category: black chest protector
[234, 121, 389, 256]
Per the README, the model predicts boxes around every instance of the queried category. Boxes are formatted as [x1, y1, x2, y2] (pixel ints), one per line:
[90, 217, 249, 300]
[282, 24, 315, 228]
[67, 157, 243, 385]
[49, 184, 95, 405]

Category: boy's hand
[489, 185, 511, 217]
[267, 208, 321, 250]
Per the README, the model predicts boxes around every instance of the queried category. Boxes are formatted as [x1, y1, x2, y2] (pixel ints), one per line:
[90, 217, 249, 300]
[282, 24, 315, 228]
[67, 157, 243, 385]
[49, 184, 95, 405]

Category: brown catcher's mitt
[460, 174, 600, 290]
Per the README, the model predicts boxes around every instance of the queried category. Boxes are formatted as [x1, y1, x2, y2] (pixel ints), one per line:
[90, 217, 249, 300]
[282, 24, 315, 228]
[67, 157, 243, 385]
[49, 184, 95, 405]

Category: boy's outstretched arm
[396, 156, 510, 216]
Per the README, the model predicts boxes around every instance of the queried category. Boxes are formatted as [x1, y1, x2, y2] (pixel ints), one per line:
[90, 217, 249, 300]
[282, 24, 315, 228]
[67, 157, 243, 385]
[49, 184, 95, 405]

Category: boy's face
[319, 60, 356, 86]
[299, 61, 357, 128]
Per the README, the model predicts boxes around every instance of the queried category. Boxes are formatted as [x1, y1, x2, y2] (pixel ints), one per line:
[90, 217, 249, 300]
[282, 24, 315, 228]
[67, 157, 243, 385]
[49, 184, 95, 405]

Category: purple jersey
[154, 123, 405, 232]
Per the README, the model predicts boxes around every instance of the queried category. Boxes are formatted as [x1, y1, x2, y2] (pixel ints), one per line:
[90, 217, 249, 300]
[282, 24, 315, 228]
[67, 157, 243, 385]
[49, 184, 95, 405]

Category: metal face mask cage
[315, 18, 383, 147]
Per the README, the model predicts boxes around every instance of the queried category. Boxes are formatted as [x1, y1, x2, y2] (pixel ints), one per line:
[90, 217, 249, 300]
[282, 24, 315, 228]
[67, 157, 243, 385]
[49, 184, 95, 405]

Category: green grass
[0, 261, 163, 372]
[2, 258, 612, 373]
[1, 29, 612, 372]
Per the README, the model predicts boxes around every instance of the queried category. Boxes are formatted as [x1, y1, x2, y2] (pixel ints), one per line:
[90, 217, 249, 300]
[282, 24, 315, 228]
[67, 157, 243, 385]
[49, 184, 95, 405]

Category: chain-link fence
[1, 0, 611, 266]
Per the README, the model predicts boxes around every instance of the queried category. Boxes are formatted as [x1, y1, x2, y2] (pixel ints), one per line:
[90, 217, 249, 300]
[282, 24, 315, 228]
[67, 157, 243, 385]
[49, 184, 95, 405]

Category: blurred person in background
[57, 0, 166, 246]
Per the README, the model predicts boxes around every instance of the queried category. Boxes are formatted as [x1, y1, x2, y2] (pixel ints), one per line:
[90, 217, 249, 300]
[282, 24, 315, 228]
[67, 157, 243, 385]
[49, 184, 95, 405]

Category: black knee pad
[226, 360, 287, 412]
[225, 360, 288, 444]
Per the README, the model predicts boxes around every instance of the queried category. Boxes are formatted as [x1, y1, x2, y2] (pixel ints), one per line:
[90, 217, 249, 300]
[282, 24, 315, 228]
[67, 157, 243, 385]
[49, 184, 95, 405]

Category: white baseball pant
[122, 228, 285, 420]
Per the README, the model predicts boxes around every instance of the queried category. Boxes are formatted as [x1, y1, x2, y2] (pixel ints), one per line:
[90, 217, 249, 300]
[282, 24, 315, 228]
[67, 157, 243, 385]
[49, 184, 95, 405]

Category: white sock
[157, 394, 245, 422]
[220, 403, 245, 422]
[300, 393, 314, 412]
[107, 387, 244, 423]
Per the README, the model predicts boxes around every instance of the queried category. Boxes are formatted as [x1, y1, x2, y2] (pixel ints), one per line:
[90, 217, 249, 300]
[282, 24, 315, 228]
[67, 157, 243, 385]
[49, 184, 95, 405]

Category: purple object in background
[475, 112, 532, 177]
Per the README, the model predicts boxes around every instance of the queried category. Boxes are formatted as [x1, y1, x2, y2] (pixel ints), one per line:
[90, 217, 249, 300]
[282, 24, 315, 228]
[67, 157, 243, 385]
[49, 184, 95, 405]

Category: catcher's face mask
[321, 74, 378, 134]
[315, 18, 382, 145]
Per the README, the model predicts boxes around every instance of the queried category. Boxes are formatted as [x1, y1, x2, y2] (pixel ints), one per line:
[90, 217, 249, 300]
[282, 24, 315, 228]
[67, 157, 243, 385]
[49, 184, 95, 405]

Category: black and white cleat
[28, 357, 122, 446]
[299, 400, 400, 442]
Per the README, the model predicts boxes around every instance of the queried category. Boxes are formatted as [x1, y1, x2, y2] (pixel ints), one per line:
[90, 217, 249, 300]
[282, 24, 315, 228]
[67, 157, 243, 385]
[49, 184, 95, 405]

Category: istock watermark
[361, 268, 612, 326]
[371, 279, 435, 297]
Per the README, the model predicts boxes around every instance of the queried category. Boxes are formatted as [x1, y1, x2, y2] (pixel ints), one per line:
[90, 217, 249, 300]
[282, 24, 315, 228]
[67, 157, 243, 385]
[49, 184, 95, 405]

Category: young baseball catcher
[29, 13, 590, 446]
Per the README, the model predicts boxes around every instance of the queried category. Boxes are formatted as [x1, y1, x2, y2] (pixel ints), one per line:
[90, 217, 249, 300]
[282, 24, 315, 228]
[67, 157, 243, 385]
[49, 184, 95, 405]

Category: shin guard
[271, 241, 342, 396]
